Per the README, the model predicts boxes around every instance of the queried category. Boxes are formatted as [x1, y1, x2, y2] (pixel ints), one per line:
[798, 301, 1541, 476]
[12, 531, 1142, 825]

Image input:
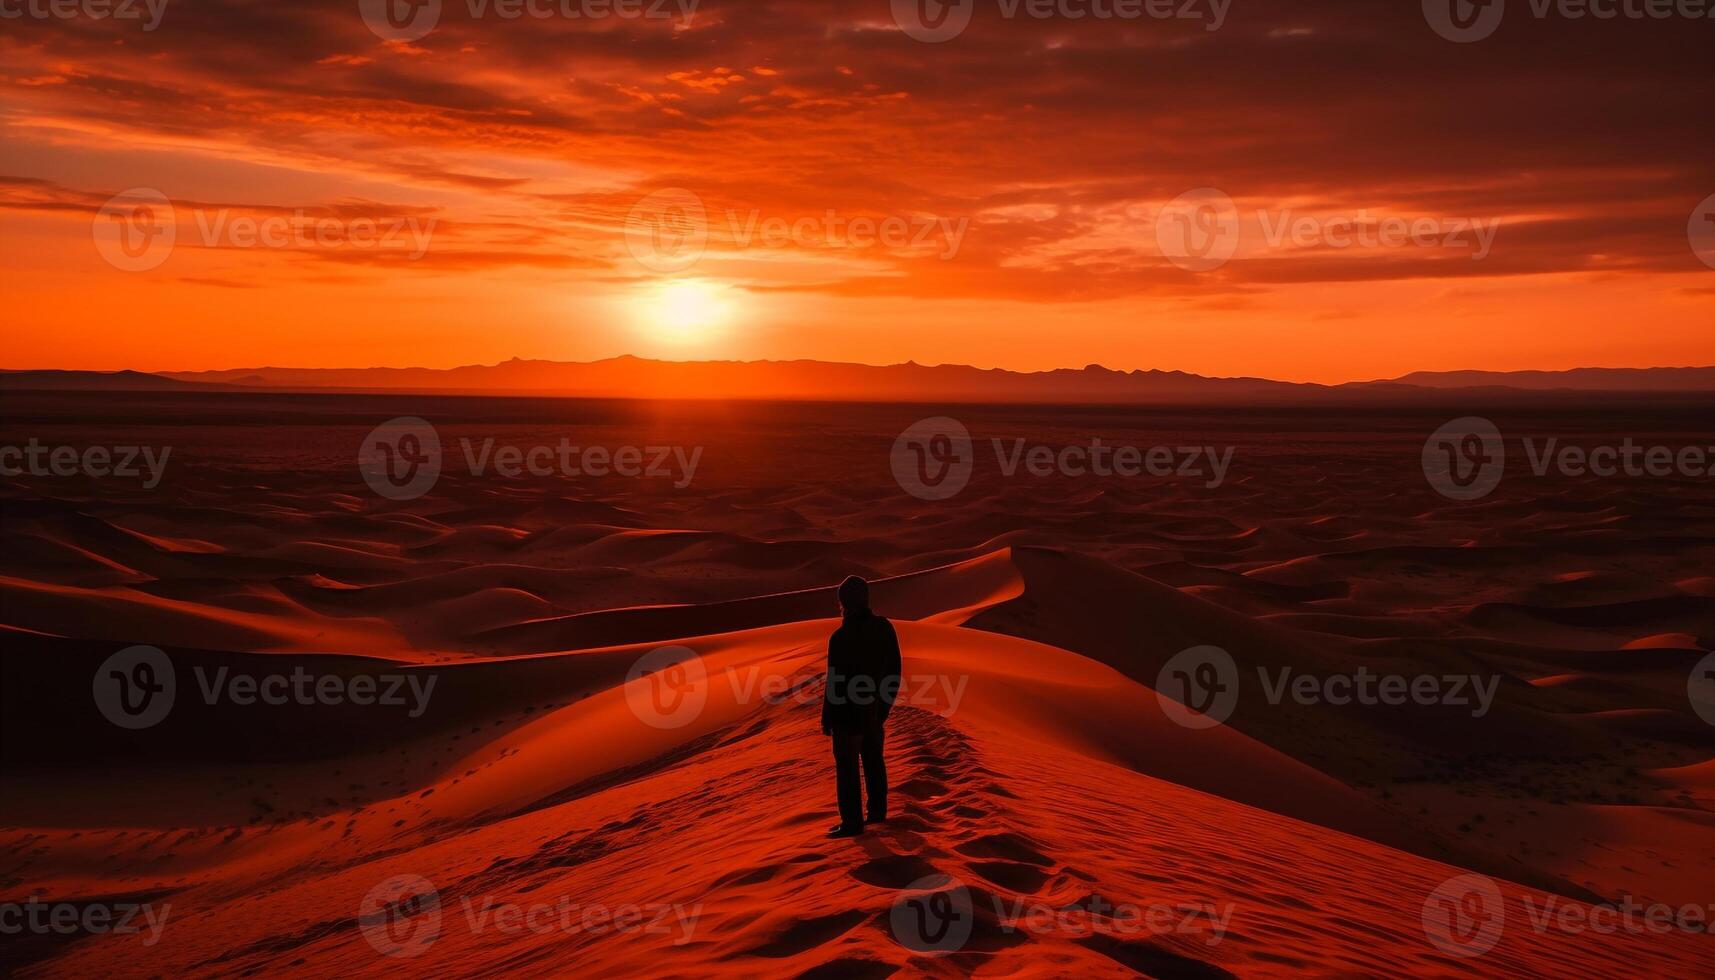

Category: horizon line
[6, 356, 1715, 390]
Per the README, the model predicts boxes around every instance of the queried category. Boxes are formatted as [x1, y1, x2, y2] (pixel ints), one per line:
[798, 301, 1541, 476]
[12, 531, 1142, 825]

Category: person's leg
[832, 732, 863, 829]
[860, 719, 887, 821]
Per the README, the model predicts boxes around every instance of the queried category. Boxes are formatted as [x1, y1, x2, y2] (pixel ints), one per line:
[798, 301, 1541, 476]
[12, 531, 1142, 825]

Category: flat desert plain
[2, 391, 1713, 977]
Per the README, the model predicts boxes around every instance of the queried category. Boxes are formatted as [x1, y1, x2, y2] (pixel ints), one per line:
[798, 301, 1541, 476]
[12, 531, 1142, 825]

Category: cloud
[1, 0, 1710, 304]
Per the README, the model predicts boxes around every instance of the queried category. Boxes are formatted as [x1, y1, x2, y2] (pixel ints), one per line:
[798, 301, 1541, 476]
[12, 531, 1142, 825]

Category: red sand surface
[2, 392, 1712, 976]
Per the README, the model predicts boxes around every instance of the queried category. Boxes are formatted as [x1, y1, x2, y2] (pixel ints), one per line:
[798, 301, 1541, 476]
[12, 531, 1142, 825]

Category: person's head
[837, 575, 870, 618]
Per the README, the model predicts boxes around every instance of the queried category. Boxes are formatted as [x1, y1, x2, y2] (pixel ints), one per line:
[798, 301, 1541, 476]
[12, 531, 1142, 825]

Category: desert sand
[2, 390, 1712, 976]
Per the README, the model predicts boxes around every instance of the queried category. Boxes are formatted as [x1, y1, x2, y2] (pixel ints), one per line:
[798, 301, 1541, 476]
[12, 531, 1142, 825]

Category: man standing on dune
[823, 576, 902, 839]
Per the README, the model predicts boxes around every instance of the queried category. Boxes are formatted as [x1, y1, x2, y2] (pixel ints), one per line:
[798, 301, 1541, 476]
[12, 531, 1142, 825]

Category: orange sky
[1, 1, 1710, 384]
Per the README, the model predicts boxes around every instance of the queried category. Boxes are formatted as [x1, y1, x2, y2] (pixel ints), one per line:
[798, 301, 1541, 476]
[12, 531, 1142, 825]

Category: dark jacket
[822, 612, 902, 734]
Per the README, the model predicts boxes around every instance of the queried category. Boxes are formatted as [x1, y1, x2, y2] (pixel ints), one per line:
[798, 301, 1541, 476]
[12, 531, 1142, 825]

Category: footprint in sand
[954, 831, 1054, 867]
[891, 777, 949, 802]
[967, 859, 1052, 893]
[743, 909, 867, 959]
[849, 853, 942, 889]
[1079, 933, 1236, 979]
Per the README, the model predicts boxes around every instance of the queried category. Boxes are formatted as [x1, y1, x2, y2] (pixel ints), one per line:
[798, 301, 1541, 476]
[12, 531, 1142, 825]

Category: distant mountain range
[0, 369, 222, 391]
[1385, 367, 1715, 391]
[3, 360, 1712, 401]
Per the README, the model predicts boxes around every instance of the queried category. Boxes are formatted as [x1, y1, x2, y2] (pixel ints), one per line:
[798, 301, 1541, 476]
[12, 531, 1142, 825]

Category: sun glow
[635, 279, 734, 344]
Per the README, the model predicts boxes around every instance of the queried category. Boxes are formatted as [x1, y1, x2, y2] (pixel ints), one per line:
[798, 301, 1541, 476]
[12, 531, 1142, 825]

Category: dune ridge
[3, 394, 1712, 975]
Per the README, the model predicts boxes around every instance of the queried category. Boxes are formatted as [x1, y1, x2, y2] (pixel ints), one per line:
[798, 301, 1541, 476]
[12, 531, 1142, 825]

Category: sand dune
[6, 653, 1710, 976]
[3, 393, 1712, 975]
[6, 617, 1711, 976]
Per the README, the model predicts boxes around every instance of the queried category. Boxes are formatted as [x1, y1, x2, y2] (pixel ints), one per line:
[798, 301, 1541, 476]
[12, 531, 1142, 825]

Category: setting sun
[2, 3, 1713, 978]
[636, 280, 735, 344]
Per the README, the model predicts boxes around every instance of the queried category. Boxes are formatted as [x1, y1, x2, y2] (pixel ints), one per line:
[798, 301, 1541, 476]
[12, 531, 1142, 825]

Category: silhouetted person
[823, 575, 901, 838]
